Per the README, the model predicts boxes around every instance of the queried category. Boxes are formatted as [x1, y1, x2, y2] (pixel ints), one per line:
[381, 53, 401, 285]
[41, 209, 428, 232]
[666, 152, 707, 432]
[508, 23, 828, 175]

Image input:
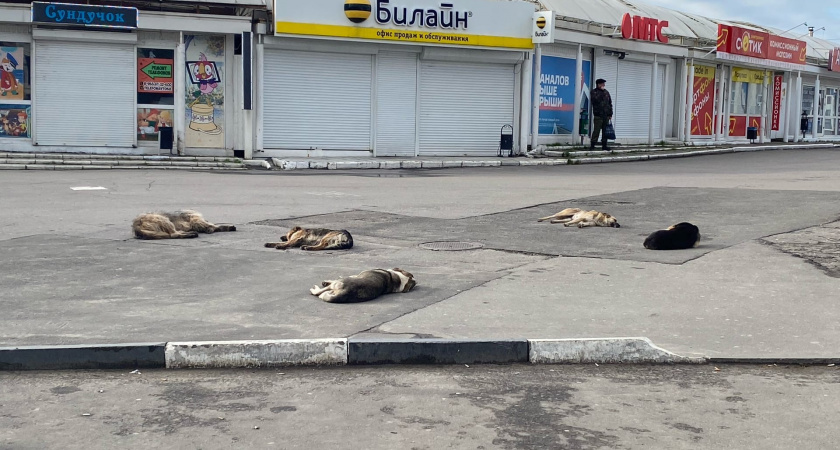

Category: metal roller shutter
[653, 64, 665, 139]
[418, 61, 514, 156]
[263, 50, 373, 150]
[614, 60, 652, 139]
[594, 53, 618, 101]
[375, 52, 417, 156]
[34, 40, 135, 147]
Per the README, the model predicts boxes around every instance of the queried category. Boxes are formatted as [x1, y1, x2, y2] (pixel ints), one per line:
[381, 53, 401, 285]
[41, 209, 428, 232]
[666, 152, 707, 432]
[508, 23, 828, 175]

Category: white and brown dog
[309, 268, 416, 303]
[538, 208, 620, 228]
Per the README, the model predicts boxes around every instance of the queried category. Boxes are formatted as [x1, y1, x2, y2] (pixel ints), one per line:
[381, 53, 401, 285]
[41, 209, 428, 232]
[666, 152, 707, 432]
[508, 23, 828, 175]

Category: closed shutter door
[263, 50, 372, 150]
[418, 61, 514, 156]
[376, 52, 417, 156]
[34, 40, 134, 147]
[614, 60, 652, 139]
[594, 53, 618, 100]
[653, 64, 665, 139]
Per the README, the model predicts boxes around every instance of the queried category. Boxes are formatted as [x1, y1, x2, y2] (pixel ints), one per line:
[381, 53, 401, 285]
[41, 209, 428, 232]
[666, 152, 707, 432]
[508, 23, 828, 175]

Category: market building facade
[256, 0, 536, 158]
[0, 0, 260, 156]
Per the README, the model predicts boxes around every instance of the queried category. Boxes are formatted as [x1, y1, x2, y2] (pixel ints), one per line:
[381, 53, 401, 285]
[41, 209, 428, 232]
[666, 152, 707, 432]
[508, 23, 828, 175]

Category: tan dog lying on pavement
[132, 210, 236, 239]
[265, 227, 353, 251]
[537, 208, 621, 228]
[309, 268, 416, 303]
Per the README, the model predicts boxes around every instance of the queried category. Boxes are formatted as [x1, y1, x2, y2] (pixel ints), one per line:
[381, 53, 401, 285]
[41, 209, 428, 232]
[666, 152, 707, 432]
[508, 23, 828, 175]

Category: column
[760, 70, 768, 144]
[519, 52, 533, 154]
[812, 75, 820, 140]
[572, 44, 583, 140]
[783, 72, 792, 142]
[174, 32, 187, 155]
[648, 54, 658, 145]
[795, 71, 802, 141]
[685, 58, 694, 143]
[530, 44, 542, 150]
[677, 58, 688, 142]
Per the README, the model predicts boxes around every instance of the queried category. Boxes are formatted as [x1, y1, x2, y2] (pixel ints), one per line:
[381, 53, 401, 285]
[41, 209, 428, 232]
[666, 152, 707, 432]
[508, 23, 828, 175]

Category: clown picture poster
[0, 106, 30, 138]
[184, 35, 225, 148]
[1, 47, 25, 100]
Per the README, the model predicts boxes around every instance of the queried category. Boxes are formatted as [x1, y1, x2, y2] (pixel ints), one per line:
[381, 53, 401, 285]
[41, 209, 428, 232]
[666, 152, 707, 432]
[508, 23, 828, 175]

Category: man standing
[590, 78, 613, 150]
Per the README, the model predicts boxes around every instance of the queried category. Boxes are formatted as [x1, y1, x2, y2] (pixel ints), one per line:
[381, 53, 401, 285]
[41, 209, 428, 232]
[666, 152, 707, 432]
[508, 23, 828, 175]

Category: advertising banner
[732, 67, 765, 84]
[717, 24, 769, 59]
[138, 58, 174, 94]
[771, 75, 783, 131]
[184, 35, 225, 148]
[768, 35, 806, 65]
[729, 115, 747, 136]
[0, 47, 25, 100]
[274, 0, 534, 50]
[536, 56, 591, 135]
[690, 64, 716, 136]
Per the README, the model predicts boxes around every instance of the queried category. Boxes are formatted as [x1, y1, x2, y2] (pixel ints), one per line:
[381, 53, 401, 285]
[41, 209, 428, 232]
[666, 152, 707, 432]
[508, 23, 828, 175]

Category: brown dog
[538, 208, 620, 228]
[265, 227, 353, 251]
[309, 268, 416, 303]
[132, 210, 236, 239]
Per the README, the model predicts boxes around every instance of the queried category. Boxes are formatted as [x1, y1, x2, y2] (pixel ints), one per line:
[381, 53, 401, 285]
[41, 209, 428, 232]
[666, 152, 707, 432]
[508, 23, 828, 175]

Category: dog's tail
[215, 224, 237, 232]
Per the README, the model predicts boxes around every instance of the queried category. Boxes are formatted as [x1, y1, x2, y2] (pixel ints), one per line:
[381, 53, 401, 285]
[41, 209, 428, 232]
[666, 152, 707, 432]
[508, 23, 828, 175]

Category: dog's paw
[322, 281, 331, 287]
[184, 231, 199, 238]
[264, 243, 277, 248]
[301, 246, 313, 251]
[309, 286, 321, 295]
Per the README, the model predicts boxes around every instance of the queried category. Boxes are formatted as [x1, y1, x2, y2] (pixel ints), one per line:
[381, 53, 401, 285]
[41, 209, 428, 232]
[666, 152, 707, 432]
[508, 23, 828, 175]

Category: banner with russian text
[536, 56, 591, 135]
[691, 65, 716, 136]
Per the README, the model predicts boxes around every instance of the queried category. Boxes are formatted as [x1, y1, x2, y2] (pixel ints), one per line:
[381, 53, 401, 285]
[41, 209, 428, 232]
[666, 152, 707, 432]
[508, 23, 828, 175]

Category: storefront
[0, 1, 253, 155]
[260, 0, 535, 157]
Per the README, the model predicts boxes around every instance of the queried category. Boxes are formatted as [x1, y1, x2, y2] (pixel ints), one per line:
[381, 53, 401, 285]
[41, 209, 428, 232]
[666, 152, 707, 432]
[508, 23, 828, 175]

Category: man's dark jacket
[591, 87, 613, 119]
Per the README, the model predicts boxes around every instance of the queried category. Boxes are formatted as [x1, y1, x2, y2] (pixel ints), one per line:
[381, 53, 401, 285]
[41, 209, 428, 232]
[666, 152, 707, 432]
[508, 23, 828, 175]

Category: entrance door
[822, 88, 836, 136]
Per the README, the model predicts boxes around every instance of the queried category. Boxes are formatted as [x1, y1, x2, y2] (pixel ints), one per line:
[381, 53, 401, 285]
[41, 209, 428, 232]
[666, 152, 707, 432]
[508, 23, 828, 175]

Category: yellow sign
[275, 22, 534, 49]
[693, 64, 716, 79]
[732, 67, 765, 84]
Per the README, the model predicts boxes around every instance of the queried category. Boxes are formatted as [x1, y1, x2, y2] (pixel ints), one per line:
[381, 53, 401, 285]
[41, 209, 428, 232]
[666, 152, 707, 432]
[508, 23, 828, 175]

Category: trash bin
[747, 126, 758, 143]
[159, 126, 174, 152]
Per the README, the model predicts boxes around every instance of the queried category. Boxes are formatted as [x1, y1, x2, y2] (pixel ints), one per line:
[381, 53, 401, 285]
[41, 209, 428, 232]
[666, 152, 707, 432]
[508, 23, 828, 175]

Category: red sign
[137, 58, 174, 94]
[768, 35, 807, 65]
[690, 65, 716, 136]
[717, 24, 769, 59]
[831, 48, 840, 72]
[729, 115, 747, 137]
[621, 13, 669, 44]
[771, 75, 783, 131]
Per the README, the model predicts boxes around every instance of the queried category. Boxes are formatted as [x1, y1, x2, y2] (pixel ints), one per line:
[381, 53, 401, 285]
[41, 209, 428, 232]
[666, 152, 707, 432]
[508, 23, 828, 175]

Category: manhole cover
[419, 241, 484, 251]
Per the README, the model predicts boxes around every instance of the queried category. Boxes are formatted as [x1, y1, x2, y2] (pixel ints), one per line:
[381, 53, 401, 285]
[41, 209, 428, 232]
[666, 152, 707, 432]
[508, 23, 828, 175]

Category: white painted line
[70, 186, 108, 191]
[165, 339, 348, 369]
[529, 338, 706, 364]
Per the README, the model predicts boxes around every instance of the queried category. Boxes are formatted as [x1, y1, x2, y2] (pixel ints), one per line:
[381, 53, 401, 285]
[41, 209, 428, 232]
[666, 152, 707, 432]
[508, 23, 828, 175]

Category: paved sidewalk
[1, 149, 839, 363]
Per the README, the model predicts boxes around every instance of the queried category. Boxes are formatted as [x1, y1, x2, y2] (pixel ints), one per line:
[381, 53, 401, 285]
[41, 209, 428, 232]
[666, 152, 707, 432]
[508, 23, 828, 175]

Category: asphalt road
[2, 364, 839, 450]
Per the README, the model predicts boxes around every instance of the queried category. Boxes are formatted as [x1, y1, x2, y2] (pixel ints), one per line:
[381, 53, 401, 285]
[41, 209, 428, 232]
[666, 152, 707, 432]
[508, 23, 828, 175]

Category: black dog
[644, 222, 700, 250]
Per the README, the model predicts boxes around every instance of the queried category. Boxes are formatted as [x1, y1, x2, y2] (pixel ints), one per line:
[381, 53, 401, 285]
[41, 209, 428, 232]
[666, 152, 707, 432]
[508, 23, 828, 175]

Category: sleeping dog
[538, 208, 620, 228]
[132, 210, 236, 240]
[309, 268, 416, 303]
[265, 227, 353, 251]
[644, 222, 701, 250]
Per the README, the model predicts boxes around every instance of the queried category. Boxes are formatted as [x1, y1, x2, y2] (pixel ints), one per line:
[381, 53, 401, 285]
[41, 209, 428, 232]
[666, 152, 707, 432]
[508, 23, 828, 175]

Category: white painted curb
[165, 339, 348, 369]
[529, 338, 705, 364]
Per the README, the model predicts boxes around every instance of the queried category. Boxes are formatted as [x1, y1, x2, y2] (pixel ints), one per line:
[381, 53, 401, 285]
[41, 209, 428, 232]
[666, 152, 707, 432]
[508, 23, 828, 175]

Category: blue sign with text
[32, 2, 138, 29]
[534, 56, 591, 135]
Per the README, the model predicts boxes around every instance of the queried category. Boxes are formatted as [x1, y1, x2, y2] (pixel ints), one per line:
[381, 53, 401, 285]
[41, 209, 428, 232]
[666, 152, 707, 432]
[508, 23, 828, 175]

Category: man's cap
[596, 78, 606, 85]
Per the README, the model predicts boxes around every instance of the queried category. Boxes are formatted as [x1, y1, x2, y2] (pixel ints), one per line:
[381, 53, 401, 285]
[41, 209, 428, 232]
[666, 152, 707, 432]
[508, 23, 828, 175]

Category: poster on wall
[771, 75, 783, 131]
[690, 65, 716, 136]
[184, 35, 224, 148]
[1, 47, 25, 100]
[536, 56, 592, 135]
[137, 108, 174, 142]
[0, 105, 30, 138]
[138, 57, 174, 94]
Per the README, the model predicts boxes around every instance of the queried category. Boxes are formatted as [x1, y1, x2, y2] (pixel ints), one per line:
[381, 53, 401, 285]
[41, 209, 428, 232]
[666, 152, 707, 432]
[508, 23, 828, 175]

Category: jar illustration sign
[189, 103, 221, 135]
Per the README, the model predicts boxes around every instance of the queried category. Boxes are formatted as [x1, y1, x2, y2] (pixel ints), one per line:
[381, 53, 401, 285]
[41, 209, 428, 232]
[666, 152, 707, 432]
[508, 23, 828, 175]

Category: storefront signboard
[274, 0, 534, 50]
[535, 56, 591, 135]
[533, 11, 555, 44]
[620, 13, 669, 44]
[31, 2, 138, 29]
[690, 65, 716, 136]
[717, 24, 806, 69]
[771, 74, 783, 131]
[830, 48, 840, 72]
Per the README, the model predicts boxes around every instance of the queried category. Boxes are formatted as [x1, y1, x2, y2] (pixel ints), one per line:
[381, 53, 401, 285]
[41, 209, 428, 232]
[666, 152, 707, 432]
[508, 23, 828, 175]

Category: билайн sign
[274, 0, 534, 50]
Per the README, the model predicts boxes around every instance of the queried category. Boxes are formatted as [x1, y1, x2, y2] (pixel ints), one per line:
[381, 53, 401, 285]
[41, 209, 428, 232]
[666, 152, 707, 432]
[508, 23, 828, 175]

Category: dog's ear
[403, 278, 417, 292]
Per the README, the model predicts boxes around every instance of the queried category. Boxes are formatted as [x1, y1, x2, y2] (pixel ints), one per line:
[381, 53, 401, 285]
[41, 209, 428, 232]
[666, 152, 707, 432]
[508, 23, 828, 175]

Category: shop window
[137, 48, 175, 144]
[0, 42, 31, 139]
[730, 82, 748, 115]
[801, 85, 815, 133]
[747, 84, 763, 116]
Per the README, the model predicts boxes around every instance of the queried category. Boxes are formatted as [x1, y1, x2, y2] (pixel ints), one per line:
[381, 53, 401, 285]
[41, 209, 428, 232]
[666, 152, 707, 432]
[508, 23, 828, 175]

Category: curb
[268, 143, 838, 171]
[3, 338, 836, 370]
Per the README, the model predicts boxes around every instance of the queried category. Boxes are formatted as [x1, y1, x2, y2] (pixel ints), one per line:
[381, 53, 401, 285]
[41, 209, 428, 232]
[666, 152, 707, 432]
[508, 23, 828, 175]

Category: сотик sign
[274, 0, 534, 50]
